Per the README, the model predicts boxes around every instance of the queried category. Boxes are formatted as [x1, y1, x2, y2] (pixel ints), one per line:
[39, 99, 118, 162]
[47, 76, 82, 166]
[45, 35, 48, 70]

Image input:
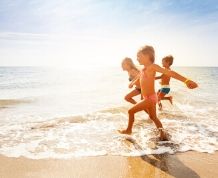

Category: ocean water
[0, 66, 217, 159]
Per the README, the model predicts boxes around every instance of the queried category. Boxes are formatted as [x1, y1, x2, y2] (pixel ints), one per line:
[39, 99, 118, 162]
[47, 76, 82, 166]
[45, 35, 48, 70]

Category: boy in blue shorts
[156, 55, 174, 110]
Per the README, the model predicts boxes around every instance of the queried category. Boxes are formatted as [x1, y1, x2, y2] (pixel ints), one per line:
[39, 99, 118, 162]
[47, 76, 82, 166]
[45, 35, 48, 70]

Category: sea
[0, 66, 217, 159]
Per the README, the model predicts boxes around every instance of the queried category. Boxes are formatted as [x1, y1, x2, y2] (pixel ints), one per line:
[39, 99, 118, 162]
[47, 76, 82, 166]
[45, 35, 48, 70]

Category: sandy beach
[0, 151, 217, 178]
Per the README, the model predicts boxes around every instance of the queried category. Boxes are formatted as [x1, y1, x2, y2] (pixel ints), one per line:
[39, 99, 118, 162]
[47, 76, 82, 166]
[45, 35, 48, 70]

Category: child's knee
[124, 95, 130, 101]
[128, 108, 135, 115]
[158, 95, 162, 101]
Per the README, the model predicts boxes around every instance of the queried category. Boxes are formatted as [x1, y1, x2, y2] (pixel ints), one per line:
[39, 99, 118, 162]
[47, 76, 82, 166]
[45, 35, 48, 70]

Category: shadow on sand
[127, 138, 200, 178]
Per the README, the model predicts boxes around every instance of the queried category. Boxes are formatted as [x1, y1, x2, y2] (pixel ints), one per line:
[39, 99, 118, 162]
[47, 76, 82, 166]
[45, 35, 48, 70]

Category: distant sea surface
[0, 66, 217, 159]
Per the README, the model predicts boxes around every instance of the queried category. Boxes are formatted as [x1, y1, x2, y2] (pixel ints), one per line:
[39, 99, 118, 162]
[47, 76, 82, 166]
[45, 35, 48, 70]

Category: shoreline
[0, 151, 217, 178]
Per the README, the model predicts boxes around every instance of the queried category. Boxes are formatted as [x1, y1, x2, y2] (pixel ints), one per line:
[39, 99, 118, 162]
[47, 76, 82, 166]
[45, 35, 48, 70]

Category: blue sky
[0, 0, 218, 66]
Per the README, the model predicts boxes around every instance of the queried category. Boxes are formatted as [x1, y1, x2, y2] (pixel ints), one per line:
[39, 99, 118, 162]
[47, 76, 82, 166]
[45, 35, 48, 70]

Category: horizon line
[0, 65, 217, 68]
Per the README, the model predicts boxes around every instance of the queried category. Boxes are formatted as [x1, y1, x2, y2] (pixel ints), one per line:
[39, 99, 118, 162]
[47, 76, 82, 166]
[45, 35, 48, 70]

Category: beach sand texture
[0, 152, 218, 178]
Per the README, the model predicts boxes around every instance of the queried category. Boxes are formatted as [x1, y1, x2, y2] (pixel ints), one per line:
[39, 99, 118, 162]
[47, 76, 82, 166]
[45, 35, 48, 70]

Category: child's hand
[186, 80, 198, 89]
[129, 83, 133, 88]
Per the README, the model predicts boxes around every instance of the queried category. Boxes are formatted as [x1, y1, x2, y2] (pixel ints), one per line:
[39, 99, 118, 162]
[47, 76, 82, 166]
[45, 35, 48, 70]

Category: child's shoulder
[148, 64, 159, 70]
[150, 63, 159, 67]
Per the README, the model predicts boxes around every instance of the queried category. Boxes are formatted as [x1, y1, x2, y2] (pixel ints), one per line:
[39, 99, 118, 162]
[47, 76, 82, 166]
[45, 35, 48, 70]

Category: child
[156, 55, 174, 110]
[119, 45, 198, 140]
[122, 57, 141, 104]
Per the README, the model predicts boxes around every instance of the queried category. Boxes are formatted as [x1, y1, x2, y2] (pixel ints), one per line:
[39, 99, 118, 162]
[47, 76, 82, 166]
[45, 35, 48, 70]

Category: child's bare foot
[160, 134, 168, 141]
[118, 129, 132, 135]
[169, 96, 173, 105]
[159, 129, 169, 141]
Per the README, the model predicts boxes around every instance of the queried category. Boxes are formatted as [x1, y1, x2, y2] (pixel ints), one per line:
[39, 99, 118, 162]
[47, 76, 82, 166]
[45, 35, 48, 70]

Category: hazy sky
[0, 0, 218, 67]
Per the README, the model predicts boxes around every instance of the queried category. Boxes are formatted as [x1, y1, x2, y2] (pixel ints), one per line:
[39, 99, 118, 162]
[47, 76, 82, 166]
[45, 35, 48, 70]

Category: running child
[122, 57, 141, 104]
[119, 45, 198, 140]
[156, 55, 174, 110]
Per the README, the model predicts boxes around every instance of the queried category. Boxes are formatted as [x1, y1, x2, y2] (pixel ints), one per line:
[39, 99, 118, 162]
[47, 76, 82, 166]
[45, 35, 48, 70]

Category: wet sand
[0, 151, 217, 178]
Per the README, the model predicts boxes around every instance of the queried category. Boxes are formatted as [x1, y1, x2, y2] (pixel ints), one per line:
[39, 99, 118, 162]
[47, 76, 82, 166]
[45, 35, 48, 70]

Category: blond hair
[138, 45, 155, 63]
[122, 57, 139, 71]
[163, 55, 174, 66]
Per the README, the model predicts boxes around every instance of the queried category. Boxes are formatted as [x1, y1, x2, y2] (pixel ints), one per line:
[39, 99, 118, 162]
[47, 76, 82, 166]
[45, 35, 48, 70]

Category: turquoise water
[0, 67, 217, 158]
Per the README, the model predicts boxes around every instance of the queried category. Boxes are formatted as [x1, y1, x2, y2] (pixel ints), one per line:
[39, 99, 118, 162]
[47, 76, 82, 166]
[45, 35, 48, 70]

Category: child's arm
[151, 64, 198, 89]
[155, 75, 163, 80]
[129, 75, 140, 88]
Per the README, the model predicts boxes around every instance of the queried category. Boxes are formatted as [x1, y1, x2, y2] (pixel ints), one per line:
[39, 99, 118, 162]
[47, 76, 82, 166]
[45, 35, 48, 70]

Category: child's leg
[124, 89, 141, 104]
[161, 96, 173, 104]
[158, 88, 173, 105]
[119, 99, 148, 134]
[157, 92, 166, 110]
[147, 102, 168, 140]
